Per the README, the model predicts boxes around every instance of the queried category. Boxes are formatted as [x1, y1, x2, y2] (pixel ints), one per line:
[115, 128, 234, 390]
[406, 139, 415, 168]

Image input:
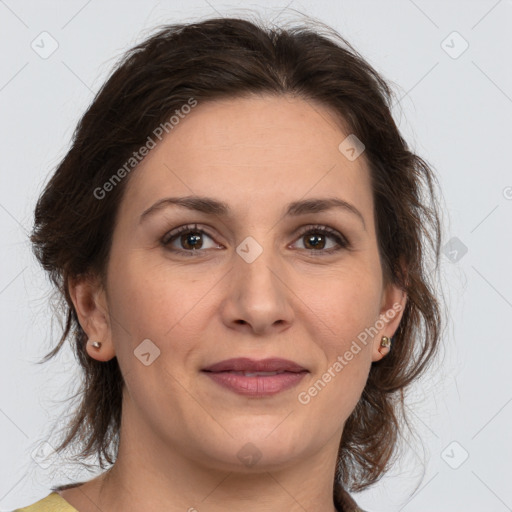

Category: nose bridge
[234, 233, 282, 296]
[221, 232, 294, 334]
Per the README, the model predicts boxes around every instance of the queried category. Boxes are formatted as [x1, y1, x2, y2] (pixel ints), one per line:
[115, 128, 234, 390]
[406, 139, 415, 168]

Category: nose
[219, 246, 294, 336]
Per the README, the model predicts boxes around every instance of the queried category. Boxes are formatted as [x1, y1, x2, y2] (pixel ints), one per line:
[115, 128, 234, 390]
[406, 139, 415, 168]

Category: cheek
[304, 266, 382, 352]
[109, 253, 189, 327]
[299, 278, 379, 422]
[105, 257, 208, 414]
[106, 254, 218, 364]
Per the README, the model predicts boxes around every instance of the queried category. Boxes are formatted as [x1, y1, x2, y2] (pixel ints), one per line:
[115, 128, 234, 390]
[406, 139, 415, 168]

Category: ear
[68, 273, 116, 362]
[371, 279, 407, 362]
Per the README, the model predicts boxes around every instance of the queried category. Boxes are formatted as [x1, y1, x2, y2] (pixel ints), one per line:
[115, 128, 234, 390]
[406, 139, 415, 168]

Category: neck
[96, 438, 340, 512]
[68, 417, 342, 512]
[59, 390, 345, 512]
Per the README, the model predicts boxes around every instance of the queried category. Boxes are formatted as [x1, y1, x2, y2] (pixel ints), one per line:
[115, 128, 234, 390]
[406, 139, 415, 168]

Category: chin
[208, 426, 307, 471]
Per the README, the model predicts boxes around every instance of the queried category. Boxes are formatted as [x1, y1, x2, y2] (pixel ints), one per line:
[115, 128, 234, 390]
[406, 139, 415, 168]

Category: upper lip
[202, 357, 308, 373]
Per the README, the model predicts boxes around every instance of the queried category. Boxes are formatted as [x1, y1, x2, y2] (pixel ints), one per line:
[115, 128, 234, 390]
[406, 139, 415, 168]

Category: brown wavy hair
[30, 14, 444, 499]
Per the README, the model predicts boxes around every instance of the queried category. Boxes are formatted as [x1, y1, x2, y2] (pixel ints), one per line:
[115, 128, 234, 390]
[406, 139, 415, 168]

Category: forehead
[120, 94, 373, 222]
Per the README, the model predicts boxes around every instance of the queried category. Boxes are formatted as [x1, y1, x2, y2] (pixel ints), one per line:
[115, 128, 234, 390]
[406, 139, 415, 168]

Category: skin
[62, 94, 406, 512]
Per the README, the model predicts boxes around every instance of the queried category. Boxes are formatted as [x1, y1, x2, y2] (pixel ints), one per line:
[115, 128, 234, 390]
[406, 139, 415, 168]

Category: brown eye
[179, 231, 204, 250]
[162, 224, 221, 256]
[293, 226, 349, 254]
[303, 232, 327, 250]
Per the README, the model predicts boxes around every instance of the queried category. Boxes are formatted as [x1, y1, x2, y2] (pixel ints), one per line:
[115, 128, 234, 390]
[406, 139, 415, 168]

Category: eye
[291, 225, 350, 254]
[161, 224, 222, 256]
[161, 223, 350, 257]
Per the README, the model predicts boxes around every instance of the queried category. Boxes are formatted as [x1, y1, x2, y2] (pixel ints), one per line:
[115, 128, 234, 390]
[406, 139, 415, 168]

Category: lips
[201, 358, 309, 397]
[202, 357, 308, 373]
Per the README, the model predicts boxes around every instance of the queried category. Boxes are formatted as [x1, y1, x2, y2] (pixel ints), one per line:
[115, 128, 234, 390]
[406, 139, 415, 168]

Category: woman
[16, 14, 443, 512]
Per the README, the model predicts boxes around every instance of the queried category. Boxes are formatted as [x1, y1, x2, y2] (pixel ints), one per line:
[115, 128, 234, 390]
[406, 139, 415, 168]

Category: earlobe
[85, 337, 116, 362]
[372, 282, 407, 362]
[68, 274, 116, 362]
[373, 335, 393, 361]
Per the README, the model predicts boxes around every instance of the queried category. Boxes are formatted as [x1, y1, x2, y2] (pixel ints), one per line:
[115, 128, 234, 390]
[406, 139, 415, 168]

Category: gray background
[1, 1, 511, 510]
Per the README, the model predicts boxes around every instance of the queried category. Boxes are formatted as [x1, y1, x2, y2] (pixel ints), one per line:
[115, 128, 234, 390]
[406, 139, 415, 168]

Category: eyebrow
[140, 195, 366, 230]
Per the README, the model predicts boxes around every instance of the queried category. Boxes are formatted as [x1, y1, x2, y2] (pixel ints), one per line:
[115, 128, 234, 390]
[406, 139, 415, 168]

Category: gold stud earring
[91, 341, 102, 349]
[380, 336, 391, 348]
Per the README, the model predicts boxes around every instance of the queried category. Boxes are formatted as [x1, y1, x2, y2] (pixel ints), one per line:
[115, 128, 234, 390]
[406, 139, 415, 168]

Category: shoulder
[12, 492, 79, 512]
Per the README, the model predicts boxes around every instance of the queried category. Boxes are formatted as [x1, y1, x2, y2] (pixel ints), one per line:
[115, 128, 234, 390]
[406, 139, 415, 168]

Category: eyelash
[161, 223, 350, 257]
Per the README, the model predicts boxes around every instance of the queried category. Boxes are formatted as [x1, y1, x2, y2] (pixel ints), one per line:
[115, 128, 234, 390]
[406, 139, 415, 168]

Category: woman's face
[80, 94, 405, 473]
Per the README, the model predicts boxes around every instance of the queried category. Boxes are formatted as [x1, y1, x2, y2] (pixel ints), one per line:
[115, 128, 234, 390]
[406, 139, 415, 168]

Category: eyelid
[161, 223, 218, 246]
[292, 224, 349, 245]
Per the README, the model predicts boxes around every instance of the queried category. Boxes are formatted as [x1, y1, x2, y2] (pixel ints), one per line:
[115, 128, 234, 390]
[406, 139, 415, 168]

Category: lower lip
[202, 371, 308, 397]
